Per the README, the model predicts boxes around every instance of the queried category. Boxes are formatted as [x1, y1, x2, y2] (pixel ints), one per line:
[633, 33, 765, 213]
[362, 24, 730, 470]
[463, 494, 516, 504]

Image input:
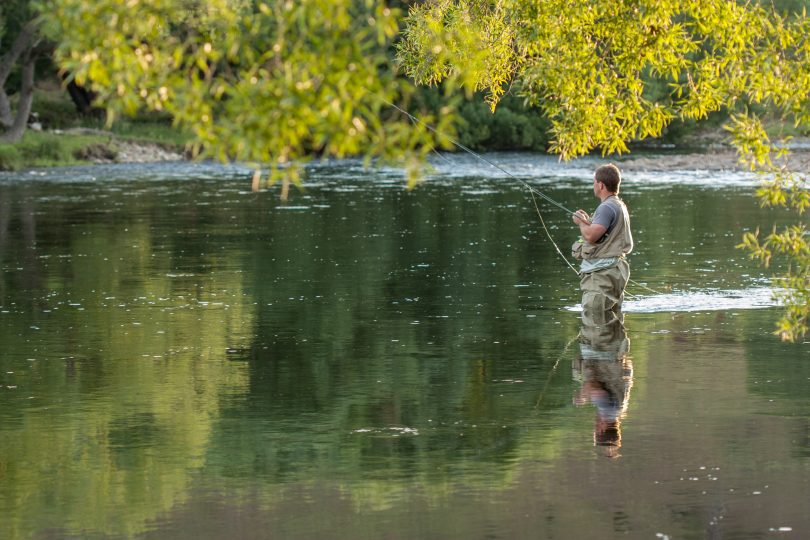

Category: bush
[456, 95, 551, 152]
[409, 87, 551, 153]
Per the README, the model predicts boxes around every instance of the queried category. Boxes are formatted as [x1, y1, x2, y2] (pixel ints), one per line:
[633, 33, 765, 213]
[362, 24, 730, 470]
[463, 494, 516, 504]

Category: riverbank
[0, 127, 186, 171]
[619, 146, 810, 172]
[0, 87, 189, 171]
[60, 128, 185, 163]
[4, 124, 810, 173]
[619, 151, 743, 171]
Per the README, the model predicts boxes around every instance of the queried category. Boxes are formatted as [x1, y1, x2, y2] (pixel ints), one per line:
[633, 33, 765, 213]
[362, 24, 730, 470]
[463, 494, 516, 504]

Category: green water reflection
[0, 158, 807, 539]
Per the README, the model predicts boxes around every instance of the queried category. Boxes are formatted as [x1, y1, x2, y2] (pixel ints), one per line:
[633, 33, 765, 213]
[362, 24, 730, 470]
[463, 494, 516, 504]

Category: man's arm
[573, 210, 608, 244]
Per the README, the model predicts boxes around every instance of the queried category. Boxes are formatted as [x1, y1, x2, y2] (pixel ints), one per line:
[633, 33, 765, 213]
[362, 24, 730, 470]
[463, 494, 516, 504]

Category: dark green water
[0, 155, 807, 539]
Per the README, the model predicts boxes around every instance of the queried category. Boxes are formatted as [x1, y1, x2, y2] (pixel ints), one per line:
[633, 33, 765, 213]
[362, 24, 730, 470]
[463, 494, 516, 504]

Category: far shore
[619, 147, 810, 172]
[56, 127, 185, 164]
[90, 134, 810, 173]
[6, 128, 810, 174]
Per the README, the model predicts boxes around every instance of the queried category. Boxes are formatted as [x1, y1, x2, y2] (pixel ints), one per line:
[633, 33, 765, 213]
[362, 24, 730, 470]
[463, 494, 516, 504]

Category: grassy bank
[0, 88, 190, 171]
[0, 131, 110, 170]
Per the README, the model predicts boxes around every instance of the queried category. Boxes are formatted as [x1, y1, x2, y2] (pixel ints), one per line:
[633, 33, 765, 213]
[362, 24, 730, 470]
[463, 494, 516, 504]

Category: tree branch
[0, 20, 36, 84]
[0, 91, 13, 128]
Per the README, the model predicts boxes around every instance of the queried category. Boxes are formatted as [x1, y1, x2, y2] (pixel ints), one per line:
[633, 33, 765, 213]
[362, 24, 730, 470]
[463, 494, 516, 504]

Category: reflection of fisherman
[573, 316, 633, 459]
[571, 164, 633, 321]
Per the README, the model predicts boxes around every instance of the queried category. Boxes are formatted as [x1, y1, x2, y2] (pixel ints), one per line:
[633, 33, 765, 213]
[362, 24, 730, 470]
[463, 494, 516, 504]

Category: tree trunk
[0, 21, 35, 128]
[0, 51, 35, 143]
[0, 91, 12, 128]
[65, 79, 100, 115]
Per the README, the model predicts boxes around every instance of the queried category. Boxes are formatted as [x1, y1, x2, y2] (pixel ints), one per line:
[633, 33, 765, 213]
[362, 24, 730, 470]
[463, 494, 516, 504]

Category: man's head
[594, 163, 621, 194]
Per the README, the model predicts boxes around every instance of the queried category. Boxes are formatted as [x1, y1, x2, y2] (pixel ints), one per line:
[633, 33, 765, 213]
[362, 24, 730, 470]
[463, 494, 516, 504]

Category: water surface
[0, 154, 807, 539]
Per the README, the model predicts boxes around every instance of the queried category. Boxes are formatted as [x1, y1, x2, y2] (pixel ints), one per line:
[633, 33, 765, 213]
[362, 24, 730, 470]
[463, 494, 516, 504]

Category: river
[0, 154, 807, 539]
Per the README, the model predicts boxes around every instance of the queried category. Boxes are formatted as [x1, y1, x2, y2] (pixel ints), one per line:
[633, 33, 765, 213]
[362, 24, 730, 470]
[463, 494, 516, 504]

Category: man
[571, 163, 633, 320]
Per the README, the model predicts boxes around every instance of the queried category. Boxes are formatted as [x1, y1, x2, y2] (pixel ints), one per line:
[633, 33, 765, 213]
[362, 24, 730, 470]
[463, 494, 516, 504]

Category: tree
[41, 0, 808, 340]
[39, 0, 454, 196]
[0, 1, 41, 143]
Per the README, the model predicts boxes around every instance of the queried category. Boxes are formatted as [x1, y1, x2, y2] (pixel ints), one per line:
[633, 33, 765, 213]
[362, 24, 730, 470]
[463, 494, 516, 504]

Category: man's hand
[573, 209, 606, 243]
[573, 209, 591, 225]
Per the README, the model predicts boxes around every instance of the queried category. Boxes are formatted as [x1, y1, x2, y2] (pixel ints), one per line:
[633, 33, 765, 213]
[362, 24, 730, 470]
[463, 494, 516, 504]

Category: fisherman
[571, 164, 633, 321]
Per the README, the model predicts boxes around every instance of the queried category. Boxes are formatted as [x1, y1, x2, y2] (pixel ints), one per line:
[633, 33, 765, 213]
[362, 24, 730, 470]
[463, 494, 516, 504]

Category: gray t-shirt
[590, 197, 621, 241]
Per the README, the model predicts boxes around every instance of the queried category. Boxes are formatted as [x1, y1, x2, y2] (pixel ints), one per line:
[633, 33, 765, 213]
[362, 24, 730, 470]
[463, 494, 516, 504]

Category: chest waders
[577, 197, 633, 324]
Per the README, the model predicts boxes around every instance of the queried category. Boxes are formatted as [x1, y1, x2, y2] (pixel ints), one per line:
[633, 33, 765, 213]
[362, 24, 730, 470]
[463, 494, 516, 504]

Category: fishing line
[534, 331, 580, 409]
[384, 99, 578, 217]
[386, 98, 663, 295]
[528, 187, 580, 276]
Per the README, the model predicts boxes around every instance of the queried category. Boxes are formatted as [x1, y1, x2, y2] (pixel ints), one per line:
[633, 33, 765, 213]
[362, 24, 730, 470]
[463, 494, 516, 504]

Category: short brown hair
[595, 164, 621, 193]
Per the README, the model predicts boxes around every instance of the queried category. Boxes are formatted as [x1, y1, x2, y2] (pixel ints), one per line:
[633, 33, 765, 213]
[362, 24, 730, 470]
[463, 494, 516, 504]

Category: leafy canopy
[398, 0, 810, 157]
